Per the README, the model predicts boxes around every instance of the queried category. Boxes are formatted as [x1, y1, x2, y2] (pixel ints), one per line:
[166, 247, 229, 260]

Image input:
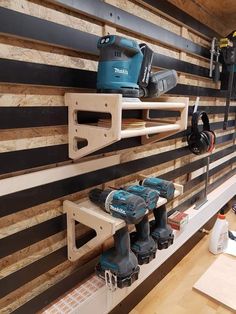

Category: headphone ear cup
[202, 131, 211, 152]
[207, 130, 216, 152]
[188, 133, 205, 155]
[200, 131, 210, 153]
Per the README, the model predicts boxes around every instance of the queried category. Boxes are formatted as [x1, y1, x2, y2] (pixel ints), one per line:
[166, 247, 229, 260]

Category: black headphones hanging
[187, 111, 216, 155]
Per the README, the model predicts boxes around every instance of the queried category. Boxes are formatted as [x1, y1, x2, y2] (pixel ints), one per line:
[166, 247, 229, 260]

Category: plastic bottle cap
[217, 213, 225, 220]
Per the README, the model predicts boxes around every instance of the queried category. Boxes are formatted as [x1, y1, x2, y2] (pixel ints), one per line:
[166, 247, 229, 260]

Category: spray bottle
[208, 209, 229, 255]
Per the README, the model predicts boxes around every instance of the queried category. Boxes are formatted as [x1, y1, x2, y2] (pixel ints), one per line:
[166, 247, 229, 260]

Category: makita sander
[97, 34, 177, 98]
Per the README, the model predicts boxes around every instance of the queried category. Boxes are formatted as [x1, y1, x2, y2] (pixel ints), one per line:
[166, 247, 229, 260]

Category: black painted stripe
[0, 107, 68, 129]
[0, 5, 212, 83]
[10, 168, 235, 314]
[169, 84, 224, 98]
[0, 106, 235, 130]
[0, 231, 96, 299]
[161, 145, 235, 182]
[0, 58, 97, 88]
[0, 121, 234, 176]
[0, 144, 68, 175]
[141, 0, 220, 38]
[216, 132, 235, 145]
[46, 0, 210, 58]
[152, 54, 210, 78]
[185, 157, 236, 191]
[0, 7, 98, 55]
[0, 215, 67, 259]
[0, 58, 223, 96]
[0, 4, 210, 60]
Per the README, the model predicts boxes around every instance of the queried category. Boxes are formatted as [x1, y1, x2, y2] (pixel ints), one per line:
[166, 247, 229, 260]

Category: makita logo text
[114, 67, 128, 75]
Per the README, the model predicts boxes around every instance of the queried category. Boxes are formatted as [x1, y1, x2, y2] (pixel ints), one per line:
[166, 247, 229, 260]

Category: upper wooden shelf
[65, 93, 189, 160]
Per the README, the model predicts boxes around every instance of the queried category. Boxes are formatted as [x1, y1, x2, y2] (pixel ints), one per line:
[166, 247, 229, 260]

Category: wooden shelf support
[65, 93, 189, 160]
[64, 199, 125, 262]
[64, 178, 183, 262]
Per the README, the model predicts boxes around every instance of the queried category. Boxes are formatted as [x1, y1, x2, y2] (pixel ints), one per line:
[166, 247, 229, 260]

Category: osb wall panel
[0, 0, 235, 313]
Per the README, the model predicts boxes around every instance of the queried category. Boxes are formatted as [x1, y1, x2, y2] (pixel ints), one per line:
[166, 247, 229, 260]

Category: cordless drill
[89, 188, 147, 288]
[140, 178, 175, 249]
[123, 185, 159, 264]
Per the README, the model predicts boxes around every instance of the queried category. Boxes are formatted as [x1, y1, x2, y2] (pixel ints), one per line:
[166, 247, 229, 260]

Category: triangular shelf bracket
[65, 93, 189, 160]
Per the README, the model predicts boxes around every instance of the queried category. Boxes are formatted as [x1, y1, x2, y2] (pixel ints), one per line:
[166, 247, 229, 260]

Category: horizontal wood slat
[0, 106, 235, 129]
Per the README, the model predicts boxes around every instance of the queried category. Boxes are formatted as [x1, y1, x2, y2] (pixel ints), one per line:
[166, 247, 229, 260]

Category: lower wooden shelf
[64, 180, 183, 262]
[54, 175, 236, 314]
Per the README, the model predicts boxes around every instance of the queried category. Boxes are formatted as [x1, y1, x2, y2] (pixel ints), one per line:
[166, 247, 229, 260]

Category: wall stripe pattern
[0, 0, 235, 312]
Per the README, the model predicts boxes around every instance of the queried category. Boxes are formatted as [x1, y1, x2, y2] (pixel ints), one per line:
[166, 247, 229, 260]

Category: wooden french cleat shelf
[64, 180, 183, 262]
[65, 93, 189, 160]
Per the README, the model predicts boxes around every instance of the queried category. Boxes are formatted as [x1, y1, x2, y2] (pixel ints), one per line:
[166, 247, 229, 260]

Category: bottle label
[217, 231, 228, 252]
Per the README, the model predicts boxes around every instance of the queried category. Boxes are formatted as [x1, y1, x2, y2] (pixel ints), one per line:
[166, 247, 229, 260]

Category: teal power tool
[89, 188, 147, 289]
[140, 178, 175, 249]
[123, 185, 159, 264]
[97, 34, 178, 98]
[97, 35, 143, 97]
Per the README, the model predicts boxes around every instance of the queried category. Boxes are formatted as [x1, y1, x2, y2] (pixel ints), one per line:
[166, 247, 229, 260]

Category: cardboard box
[168, 211, 189, 230]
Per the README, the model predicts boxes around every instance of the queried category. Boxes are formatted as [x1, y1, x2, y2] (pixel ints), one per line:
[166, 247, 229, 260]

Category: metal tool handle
[193, 97, 200, 113]
[210, 37, 217, 78]
[223, 64, 234, 130]
[213, 61, 221, 82]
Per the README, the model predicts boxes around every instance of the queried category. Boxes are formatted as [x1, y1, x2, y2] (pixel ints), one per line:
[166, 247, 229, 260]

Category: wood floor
[130, 210, 236, 314]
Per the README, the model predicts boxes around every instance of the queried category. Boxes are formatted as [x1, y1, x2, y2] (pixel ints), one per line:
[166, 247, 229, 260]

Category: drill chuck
[140, 178, 175, 201]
